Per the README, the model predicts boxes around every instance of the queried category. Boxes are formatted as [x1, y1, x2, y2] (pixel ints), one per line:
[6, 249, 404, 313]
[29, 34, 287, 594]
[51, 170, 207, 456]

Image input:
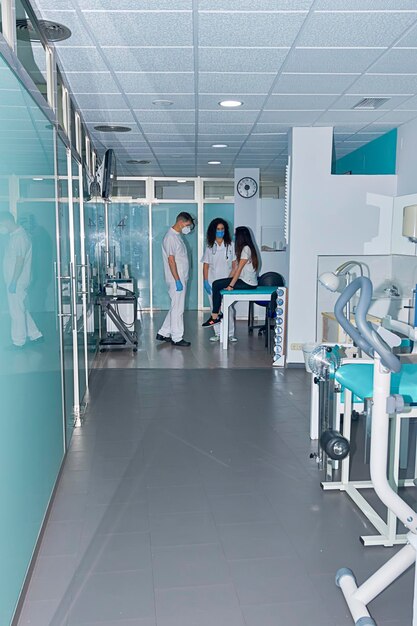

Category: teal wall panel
[0, 53, 64, 625]
[333, 129, 397, 175]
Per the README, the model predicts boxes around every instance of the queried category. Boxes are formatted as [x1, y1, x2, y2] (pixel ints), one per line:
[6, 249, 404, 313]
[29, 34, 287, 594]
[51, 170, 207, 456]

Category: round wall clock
[237, 176, 258, 198]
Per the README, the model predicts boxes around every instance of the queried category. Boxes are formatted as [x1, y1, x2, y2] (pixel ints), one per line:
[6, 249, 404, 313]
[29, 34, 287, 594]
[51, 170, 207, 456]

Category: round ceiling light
[219, 100, 243, 108]
[94, 125, 132, 133]
[15, 18, 72, 42]
[208, 160, 221, 165]
[211, 143, 228, 148]
[127, 159, 150, 164]
[152, 99, 174, 107]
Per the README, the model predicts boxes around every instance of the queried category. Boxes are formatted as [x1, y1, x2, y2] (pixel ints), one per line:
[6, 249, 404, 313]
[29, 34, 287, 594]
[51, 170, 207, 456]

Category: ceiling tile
[371, 48, 417, 73]
[75, 93, 128, 108]
[198, 12, 306, 48]
[297, 12, 417, 47]
[357, 123, 397, 132]
[133, 110, 195, 123]
[198, 94, 266, 109]
[82, 109, 135, 123]
[116, 72, 194, 93]
[253, 124, 291, 133]
[140, 123, 195, 133]
[54, 47, 108, 72]
[285, 48, 383, 74]
[317, 109, 387, 123]
[199, 110, 259, 123]
[198, 123, 253, 134]
[102, 47, 194, 72]
[143, 133, 195, 141]
[395, 22, 417, 47]
[199, 48, 288, 73]
[375, 110, 417, 123]
[82, 11, 193, 47]
[77, 0, 192, 7]
[199, 0, 312, 7]
[126, 94, 195, 109]
[265, 94, 338, 109]
[315, 0, 417, 8]
[199, 73, 275, 94]
[347, 74, 417, 95]
[258, 110, 322, 123]
[273, 73, 358, 94]
[398, 95, 417, 109]
[65, 72, 120, 93]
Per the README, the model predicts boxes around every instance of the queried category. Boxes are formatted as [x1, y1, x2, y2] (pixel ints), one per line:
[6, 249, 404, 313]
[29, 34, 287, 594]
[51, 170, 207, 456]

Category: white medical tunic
[162, 227, 189, 283]
[202, 241, 235, 282]
[3, 226, 32, 288]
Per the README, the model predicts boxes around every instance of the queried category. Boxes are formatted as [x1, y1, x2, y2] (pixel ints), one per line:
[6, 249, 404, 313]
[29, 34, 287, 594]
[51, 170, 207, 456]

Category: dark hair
[176, 211, 195, 231]
[235, 226, 259, 271]
[206, 218, 232, 248]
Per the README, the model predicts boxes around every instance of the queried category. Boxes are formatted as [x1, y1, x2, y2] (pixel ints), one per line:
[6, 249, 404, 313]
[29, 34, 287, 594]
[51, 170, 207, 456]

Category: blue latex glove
[204, 280, 212, 295]
[175, 279, 183, 292]
[8, 281, 17, 294]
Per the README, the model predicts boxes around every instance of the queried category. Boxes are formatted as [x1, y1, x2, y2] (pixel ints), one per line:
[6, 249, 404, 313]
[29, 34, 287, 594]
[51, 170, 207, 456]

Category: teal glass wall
[0, 53, 64, 625]
[202, 203, 234, 307]
[109, 202, 150, 309]
[152, 203, 198, 310]
[85, 201, 103, 369]
[332, 129, 397, 175]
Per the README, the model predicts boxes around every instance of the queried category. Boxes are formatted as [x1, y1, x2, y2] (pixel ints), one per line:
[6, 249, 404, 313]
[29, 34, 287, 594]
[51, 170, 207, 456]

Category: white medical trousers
[208, 294, 235, 337]
[7, 287, 42, 346]
[159, 280, 187, 343]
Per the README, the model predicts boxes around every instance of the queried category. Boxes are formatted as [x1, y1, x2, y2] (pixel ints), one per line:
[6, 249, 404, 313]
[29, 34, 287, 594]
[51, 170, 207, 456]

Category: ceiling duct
[15, 18, 72, 42]
[352, 97, 389, 110]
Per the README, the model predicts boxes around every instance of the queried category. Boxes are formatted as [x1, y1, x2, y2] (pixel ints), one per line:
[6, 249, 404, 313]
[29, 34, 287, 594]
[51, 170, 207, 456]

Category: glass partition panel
[56, 138, 75, 444]
[0, 52, 63, 625]
[203, 180, 234, 200]
[72, 157, 86, 403]
[15, 0, 48, 101]
[113, 179, 146, 199]
[152, 203, 198, 310]
[109, 202, 150, 309]
[84, 200, 101, 368]
[203, 202, 234, 307]
[57, 68, 64, 129]
[155, 179, 195, 200]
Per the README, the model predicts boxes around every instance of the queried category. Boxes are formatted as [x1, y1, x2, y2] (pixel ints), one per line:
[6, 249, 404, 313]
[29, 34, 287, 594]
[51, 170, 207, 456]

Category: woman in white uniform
[202, 218, 237, 342]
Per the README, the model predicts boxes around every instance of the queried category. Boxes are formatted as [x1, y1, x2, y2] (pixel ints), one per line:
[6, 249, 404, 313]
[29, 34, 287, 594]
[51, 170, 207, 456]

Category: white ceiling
[31, 0, 417, 179]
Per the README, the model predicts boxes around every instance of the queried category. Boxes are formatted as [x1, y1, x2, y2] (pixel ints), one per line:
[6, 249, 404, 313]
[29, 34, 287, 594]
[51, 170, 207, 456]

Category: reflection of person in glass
[0, 212, 43, 348]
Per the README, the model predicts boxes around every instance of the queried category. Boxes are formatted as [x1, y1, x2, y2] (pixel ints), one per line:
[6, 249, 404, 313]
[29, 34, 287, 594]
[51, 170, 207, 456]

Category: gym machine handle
[334, 276, 400, 373]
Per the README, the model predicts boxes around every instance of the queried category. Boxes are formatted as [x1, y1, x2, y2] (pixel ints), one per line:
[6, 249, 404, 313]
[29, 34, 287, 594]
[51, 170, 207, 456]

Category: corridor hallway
[17, 345, 413, 625]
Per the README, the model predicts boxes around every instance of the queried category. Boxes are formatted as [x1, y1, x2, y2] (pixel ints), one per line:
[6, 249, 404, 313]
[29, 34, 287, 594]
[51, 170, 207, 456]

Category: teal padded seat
[335, 363, 417, 404]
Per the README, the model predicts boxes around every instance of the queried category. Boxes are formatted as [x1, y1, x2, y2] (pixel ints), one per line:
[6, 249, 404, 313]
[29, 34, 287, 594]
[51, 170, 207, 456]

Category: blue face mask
[216, 230, 224, 238]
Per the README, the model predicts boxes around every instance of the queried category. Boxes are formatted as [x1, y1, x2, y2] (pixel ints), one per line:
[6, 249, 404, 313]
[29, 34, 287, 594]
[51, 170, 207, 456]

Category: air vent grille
[15, 18, 71, 42]
[352, 97, 389, 110]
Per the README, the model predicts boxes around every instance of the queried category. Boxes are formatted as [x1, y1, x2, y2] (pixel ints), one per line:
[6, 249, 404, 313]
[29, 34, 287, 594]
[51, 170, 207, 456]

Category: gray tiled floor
[18, 365, 413, 626]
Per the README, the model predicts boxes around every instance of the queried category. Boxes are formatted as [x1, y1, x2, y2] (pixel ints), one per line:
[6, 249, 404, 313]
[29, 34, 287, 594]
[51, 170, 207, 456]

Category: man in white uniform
[0, 211, 43, 348]
[156, 212, 195, 347]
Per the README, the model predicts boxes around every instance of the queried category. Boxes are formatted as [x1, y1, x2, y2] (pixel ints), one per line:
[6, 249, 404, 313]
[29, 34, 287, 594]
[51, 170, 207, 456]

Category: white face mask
[0, 226, 8, 235]
[181, 225, 191, 235]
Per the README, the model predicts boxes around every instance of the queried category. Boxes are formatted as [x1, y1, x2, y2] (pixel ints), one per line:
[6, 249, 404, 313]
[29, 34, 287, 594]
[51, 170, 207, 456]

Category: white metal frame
[320, 358, 417, 546]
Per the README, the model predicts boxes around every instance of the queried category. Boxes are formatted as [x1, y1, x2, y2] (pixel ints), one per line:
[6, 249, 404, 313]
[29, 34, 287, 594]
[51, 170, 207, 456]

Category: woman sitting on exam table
[202, 226, 258, 329]
[202, 218, 237, 342]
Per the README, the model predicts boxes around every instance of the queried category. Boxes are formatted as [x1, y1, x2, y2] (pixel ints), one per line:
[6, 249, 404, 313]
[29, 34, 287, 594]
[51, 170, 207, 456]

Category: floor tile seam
[150, 541, 222, 551]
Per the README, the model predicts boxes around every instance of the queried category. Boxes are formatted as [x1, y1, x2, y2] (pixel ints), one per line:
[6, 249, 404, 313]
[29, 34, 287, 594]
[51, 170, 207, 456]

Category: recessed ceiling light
[211, 143, 228, 148]
[32, 177, 44, 181]
[94, 125, 131, 133]
[208, 160, 221, 165]
[152, 99, 174, 107]
[126, 159, 150, 164]
[219, 100, 243, 108]
[176, 179, 187, 183]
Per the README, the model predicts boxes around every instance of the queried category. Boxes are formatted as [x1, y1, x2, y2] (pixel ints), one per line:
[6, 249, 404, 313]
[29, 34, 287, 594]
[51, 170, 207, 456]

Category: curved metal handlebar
[334, 276, 401, 373]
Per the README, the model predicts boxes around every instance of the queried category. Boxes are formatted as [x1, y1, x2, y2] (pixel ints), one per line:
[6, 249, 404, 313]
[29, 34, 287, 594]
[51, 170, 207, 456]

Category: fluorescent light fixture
[208, 160, 221, 165]
[176, 179, 187, 183]
[32, 177, 44, 181]
[212, 143, 228, 148]
[219, 100, 243, 108]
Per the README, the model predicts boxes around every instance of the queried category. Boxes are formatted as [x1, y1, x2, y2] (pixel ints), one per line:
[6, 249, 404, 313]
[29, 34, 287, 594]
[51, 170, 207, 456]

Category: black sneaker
[202, 316, 221, 327]
[171, 339, 191, 347]
[156, 333, 171, 342]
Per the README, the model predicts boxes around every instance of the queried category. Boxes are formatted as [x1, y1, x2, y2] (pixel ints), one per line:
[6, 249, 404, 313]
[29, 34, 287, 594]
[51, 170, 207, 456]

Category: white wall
[397, 118, 417, 197]
[287, 127, 397, 363]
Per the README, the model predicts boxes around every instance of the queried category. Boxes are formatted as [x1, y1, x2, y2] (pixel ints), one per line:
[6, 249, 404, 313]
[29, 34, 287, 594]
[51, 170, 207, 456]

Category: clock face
[237, 177, 258, 198]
